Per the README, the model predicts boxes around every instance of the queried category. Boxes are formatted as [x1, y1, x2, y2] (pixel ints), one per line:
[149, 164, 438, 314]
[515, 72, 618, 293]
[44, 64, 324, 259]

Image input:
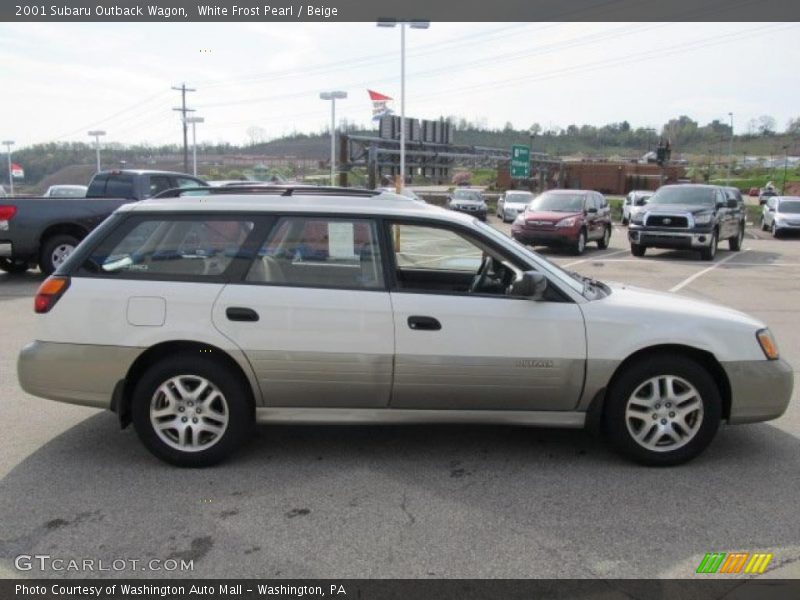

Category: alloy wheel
[624, 375, 704, 452]
[149, 375, 229, 452]
[51, 243, 75, 268]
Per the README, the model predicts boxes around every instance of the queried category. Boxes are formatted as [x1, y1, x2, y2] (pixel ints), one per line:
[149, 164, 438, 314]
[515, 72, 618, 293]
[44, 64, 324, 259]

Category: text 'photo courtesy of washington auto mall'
[1, 1, 800, 598]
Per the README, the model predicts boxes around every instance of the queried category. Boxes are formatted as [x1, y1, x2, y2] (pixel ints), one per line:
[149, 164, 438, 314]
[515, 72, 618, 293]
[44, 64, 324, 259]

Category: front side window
[393, 224, 483, 273]
[176, 177, 206, 189]
[246, 217, 384, 290]
[87, 217, 254, 278]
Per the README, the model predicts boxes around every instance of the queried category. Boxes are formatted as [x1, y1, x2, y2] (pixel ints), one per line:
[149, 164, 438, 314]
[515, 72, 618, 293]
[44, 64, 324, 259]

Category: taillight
[0, 205, 17, 221]
[34, 276, 70, 314]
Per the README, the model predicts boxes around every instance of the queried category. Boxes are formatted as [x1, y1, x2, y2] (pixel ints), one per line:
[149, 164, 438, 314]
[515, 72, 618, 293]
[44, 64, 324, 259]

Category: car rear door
[211, 214, 395, 408]
[386, 220, 586, 411]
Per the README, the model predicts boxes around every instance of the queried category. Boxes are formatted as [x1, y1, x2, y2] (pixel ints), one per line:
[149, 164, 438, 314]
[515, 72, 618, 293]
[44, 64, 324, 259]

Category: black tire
[699, 231, 717, 261]
[621, 217, 629, 226]
[39, 234, 80, 275]
[630, 243, 646, 257]
[729, 223, 744, 251]
[0, 258, 29, 274]
[597, 226, 611, 249]
[603, 354, 722, 466]
[131, 355, 254, 467]
[761, 218, 768, 232]
[573, 229, 587, 255]
[772, 222, 780, 238]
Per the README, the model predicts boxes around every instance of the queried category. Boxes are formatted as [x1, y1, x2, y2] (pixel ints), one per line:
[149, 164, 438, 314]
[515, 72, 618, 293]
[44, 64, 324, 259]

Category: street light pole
[319, 91, 347, 186]
[185, 117, 204, 176]
[782, 145, 789, 194]
[1, 140, 14, 196]
[726, 112, 734, 186]
[87, 130, 106, 173]
[377, 18, 430, 191]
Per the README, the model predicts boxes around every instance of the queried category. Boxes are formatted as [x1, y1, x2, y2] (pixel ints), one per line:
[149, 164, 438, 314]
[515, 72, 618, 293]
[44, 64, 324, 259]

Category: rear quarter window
[86, 174, 109, 197]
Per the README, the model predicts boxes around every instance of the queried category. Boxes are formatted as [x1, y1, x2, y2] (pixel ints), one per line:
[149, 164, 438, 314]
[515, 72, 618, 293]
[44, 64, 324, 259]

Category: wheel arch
[39, 222, 89, 247]
[586, 344, 732, 431]
[112, 340, 258, 429]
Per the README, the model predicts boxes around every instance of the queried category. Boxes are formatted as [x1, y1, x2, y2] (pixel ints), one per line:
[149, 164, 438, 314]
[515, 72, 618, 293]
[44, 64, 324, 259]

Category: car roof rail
[154, 185, 382, 199]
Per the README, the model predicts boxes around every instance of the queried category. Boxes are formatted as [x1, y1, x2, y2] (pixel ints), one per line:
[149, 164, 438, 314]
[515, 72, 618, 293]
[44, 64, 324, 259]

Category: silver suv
[18, 186, 792, 467]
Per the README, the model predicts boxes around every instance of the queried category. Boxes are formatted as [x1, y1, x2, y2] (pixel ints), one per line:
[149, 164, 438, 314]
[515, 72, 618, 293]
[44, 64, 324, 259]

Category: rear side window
[83, 216, 254, 279]
[149, 176, 173, 197]
[246, 216, 384, 290]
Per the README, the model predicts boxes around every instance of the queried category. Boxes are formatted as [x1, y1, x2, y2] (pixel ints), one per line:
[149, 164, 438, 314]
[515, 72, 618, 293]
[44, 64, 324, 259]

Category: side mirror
[510, 271, 548, 300]
[715, 200, 725, 210]
[768, 206, 775, 212]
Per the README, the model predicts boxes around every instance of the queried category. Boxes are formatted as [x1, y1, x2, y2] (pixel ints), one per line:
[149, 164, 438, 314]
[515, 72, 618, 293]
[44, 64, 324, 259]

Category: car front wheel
[630, 243, 646, 257]
[729, 223, 744, 251]
[573, 229, 586, 255]
[597, 226, 611, 249]
[131, 355, 254, 467]
[603, 354, 722, 466]
[700, 231, 717, 261]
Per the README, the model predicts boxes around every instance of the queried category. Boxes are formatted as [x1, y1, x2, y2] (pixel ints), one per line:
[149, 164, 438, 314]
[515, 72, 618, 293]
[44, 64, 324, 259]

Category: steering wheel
[469, 254, 493, 294]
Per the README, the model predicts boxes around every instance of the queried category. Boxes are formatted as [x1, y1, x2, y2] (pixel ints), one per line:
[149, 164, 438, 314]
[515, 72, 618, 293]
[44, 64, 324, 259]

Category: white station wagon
[18, 186, 792, 467]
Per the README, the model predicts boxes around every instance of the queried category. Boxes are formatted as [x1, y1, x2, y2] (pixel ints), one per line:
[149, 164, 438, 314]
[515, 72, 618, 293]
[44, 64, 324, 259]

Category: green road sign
[510, 144, 530, 178]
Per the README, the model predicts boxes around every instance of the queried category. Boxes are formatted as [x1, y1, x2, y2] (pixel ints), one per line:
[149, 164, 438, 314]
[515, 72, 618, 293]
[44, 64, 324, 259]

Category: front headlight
[631, 212, 645, 224]
[757, 328, 780, 360]
[555, 217, 577, 228]
[694, 213, 713, 225]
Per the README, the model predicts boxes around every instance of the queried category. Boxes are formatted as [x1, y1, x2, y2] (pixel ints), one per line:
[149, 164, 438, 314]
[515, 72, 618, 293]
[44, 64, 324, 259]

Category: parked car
[0, 170, 208, 274]
[511, 189, 612, 255]
[496, 190, 534, 222]
[44, 184, 88, 198]
[628, 184, 745, 261]
[17, 186, 792, 467]
[378, 187, 426, 204]
[748, 187, 760, 197]
[447, 189, 487, 220]
[622, 190, 654, 225]
[759, 188, 778, 206]
[761, 196, 800, 237]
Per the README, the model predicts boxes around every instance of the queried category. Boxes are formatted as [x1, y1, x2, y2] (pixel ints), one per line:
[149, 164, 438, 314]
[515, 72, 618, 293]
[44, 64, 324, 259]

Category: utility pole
[726, 112, 734, 186]
[88, 130, 106, 173]
[172, 83, 196, 174]
[782, 145, 789, 194]
[2, 140, 14, 196]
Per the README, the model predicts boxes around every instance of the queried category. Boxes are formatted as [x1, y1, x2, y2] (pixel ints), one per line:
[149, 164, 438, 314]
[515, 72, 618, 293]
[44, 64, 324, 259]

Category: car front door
[386, 220, 586, 411]
[585, 194, 600, 239]
[212, 215, 395, 408]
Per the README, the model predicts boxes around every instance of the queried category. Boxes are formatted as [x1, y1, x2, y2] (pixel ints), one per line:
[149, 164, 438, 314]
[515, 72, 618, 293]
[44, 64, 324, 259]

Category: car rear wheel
[630, 243, 646, 257]
[131, 355, 254, 467]
[729, 223, 744, 251]
[603, 354, 721, 466]
[39, 234, 79, 275]
[0, 258, 29, 274]
[699, 231, 717, 261]
[573, 230, 586, 255]
[597, 226, 611, 249]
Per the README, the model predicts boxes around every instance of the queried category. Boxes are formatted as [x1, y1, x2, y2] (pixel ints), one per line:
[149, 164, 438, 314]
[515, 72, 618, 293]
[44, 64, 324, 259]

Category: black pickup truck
[0, 170, 207, 274]
[627, 184, 746, 261]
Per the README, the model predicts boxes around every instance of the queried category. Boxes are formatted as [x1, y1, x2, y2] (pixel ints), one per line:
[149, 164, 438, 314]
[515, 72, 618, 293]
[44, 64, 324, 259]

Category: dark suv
[628, 184, 745, 261]
[511, 189, 612, 255]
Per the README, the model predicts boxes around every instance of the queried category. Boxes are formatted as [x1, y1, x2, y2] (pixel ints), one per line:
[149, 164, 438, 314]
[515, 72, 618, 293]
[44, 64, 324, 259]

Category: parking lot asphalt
[0, 220, 798, 579]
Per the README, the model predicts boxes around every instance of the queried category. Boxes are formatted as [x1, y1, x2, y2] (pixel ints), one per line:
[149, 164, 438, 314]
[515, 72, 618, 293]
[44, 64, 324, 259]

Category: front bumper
[724, 358, 793, 424]
[628, 227, 713, 249]
[18, 341, 142, 409]
[451, 206, 487, 219]
[512, 227, 577, 246]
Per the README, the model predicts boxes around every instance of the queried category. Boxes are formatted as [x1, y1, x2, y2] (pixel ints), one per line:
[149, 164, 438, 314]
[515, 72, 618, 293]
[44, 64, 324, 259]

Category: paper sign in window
[328, 222, 356, 259]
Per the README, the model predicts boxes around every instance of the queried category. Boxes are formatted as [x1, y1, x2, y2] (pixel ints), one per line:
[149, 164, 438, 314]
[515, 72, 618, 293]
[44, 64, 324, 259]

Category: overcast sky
[0, 21, 798, 149]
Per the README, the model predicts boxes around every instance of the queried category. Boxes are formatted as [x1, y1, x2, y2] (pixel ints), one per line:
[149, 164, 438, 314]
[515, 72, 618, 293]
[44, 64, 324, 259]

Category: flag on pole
[10, 163, 24, 179]
[368, 90, 393, 121]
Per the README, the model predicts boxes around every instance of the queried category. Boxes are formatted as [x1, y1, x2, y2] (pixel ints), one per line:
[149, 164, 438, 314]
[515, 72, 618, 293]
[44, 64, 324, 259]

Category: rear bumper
[724, 358, 793, 424]
[0, 242, 11, 257]
[18, 341, 142, 409]
[628, 228, 713, 249]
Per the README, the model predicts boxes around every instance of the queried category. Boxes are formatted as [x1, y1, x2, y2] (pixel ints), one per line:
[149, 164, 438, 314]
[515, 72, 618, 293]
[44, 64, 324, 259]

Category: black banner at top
[3, 0, 800, 22]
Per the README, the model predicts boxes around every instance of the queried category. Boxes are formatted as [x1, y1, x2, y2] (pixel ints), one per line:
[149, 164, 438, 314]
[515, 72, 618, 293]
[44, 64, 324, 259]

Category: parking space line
[596, 259, 800, 267]
[669, 250, 749, 293]
[562, 249, 630, 268]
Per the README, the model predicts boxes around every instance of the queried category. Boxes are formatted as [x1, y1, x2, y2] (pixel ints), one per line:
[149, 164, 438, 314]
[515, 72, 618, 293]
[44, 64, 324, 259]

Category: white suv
[18, 186, 792, 467]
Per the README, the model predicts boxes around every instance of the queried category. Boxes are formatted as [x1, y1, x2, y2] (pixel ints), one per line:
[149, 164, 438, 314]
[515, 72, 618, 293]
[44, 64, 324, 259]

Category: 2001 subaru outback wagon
[18, 186, 793, 467]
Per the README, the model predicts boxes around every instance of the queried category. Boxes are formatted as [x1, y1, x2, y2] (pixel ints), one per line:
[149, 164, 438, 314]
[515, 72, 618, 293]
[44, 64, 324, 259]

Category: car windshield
[530, 193, 585, 212]
[778, 200, 800, 213]
[453, 190, 483, 202]
[506, 192, 533, 204]
[648, 187, 715, 207]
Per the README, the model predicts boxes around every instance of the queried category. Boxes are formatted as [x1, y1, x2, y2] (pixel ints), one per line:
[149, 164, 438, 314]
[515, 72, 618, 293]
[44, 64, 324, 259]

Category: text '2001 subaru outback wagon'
[18, 186, 792, 467]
